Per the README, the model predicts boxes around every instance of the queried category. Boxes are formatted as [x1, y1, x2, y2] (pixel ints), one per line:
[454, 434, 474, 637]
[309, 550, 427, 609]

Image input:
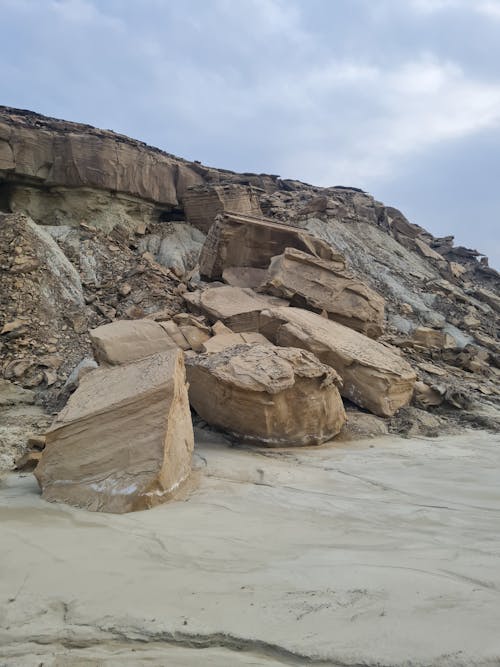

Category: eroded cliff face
[1, 106, 499, 474]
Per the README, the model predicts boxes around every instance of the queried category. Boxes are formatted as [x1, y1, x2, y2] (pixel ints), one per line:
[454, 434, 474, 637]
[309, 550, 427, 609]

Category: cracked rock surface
[1, 428, 500, 666]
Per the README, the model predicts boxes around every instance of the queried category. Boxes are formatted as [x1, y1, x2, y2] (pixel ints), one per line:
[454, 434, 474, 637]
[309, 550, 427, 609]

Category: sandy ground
[1, 428, 500, 667]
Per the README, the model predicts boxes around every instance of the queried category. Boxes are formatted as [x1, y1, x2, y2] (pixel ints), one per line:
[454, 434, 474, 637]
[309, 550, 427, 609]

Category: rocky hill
[1, 105, 499, 483]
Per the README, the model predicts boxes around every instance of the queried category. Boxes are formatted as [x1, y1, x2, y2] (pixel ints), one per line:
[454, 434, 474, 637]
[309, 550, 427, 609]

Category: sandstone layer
[260, 307, 416, 417]
[35, 350, 194, 513]
[261, 247, 385, 337]
[186, 345, 346, 446]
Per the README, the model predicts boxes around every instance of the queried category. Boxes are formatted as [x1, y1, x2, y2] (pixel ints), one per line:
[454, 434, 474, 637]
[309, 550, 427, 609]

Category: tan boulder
[186, 345, 346, 446]
[261, 248, 385, 337]
[35, 350, 194, 513]
[90, 319, 176, 365]
[413, 381, 443, 409]
[199, 212, 341, 280]
[412, 327, 456, 350]
[259, 307, 416, 417]
[183, 285, 288, 332]
[222, 266, 268, 289]
[202, 332, 272, 354]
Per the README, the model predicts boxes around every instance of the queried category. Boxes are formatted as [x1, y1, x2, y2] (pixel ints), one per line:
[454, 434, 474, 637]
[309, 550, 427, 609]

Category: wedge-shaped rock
[184, 286, 287, 332]
[35, 350, 194, 513]
[186, 345, 346, 446]
[260, 307, 416, 417]
[90, 320, 177, 365]
[199, 212, 341, 280]
[261, 248, 385, 337]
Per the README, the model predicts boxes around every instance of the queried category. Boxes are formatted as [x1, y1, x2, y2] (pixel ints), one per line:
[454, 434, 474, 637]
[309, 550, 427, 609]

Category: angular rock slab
[35, 350, 194, 513]
[184, 286, 288, 332]
[90, 319, 177, 365]
[186, 344, 346, 446]
[199, 212, 341, 280]
[261, 248, 385, 338]
[260, 307, 416, 417]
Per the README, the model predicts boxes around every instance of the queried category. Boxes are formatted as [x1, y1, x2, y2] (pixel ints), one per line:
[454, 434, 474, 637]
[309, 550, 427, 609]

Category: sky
[1, 0, 499, 267]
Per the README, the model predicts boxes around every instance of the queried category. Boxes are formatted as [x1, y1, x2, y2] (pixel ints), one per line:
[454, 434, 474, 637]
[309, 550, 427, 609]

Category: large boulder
[186, 344, 346, 446]
[90, 320, 177, 365]
[183, 285, 288, 332]
[199, 212, 341, 280]
[260, 307, 416, 417]
[35, 350, 194, 513]
[261, 248, 385, 337]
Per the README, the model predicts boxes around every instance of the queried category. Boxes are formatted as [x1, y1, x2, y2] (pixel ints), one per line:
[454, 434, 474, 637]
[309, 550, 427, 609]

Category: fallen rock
[0, 379, 35, 407]
[90, 319, 176, 365]
[184, 286, 288, 332]
[413, 381, 443, 409]
[412, 327, 456, 350]
[261, 248, 385, 337]
[35, 350, 194, 513]
[183, 184, 262, 233]
[339, 410, 389, 441]
[222, 266, 268, 289]
[199, 212, 340, 280]
[186, 344, 346, 446]
[202, 332, 272, 354]
[14, 450, 42, 472]
[260, 307, 416, 417]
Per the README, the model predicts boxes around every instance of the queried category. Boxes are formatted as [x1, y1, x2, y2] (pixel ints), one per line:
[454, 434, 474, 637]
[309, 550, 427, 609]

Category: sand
[1, 429, 500, 666]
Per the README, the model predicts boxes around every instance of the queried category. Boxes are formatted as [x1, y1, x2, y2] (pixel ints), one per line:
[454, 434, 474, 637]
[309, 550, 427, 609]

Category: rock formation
[199, 211, 339, 280]
[260, 307, 416, 417]
[184, 285, 288, 332]
[260, 247, 385, 337]
[1, 105, 499, 480]
[35, 350, 194, 513]
[186, 344, 346, 446]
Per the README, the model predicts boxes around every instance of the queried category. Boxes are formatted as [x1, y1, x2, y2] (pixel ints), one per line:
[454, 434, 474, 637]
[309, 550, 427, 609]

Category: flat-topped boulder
[260, 307, 416, 417]
[199, 212, 341, 280]
[186, 344, 346, 446]
[184, 285, 288, 332]
[35, 350, 194, 513]
[182, 183, 262, 233]
[261, 248, 385, 337]
[90, 320, 177, 365]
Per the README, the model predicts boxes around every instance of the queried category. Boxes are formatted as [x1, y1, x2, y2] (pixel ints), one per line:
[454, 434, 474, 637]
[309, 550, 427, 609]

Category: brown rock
[199, 212, 340, 280]
[1, 319, 26, 335]
[202, 332, 272, 354]
[15, 451, 42, 472]
[35, 350, 194, 513]
[211, 320, 234, 336]
[412, 327, 456, 350]
[178, 325, 211, 352]
[261, 248, 385, 337]
[184, 286, 287, 332]
[260, 307, 416, 417]
[222, 266, 268, 289]
[159, 320, 190, 350]
[413, 381, 443, 408]
[186, 344, 346, 446]
[183, 184, 262, 233]
[90, 320, 176, 365]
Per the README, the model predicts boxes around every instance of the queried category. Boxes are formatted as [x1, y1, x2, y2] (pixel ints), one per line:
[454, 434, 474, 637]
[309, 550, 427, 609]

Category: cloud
[410, 0, 500, 18]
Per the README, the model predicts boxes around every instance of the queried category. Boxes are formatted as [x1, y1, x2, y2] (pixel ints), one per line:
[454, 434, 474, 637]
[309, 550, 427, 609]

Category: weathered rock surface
[261, 247, 385, 337]
[199, 212, 339, 280]
[184, 285, 288, 332]
[35, 350, 194, 513]
[222, 266, 268, 289]
[201, 331, 272, 354]
[186, 345, 346, 446]
[183, 184, 262, 233]
[412, 326, 456, 350]
[0, 106, 205, 211]
[260, 307, 416, 417]
[90, 320, 177, 365]
[138, 222, 205, 276]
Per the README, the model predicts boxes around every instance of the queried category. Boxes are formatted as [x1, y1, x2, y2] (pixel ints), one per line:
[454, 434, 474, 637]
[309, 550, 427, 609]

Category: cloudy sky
[1, 0, 500, 266]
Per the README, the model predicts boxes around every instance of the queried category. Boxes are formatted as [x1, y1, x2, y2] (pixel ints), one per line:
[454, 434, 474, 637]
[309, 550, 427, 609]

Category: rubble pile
[0, 106, 499, 513]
